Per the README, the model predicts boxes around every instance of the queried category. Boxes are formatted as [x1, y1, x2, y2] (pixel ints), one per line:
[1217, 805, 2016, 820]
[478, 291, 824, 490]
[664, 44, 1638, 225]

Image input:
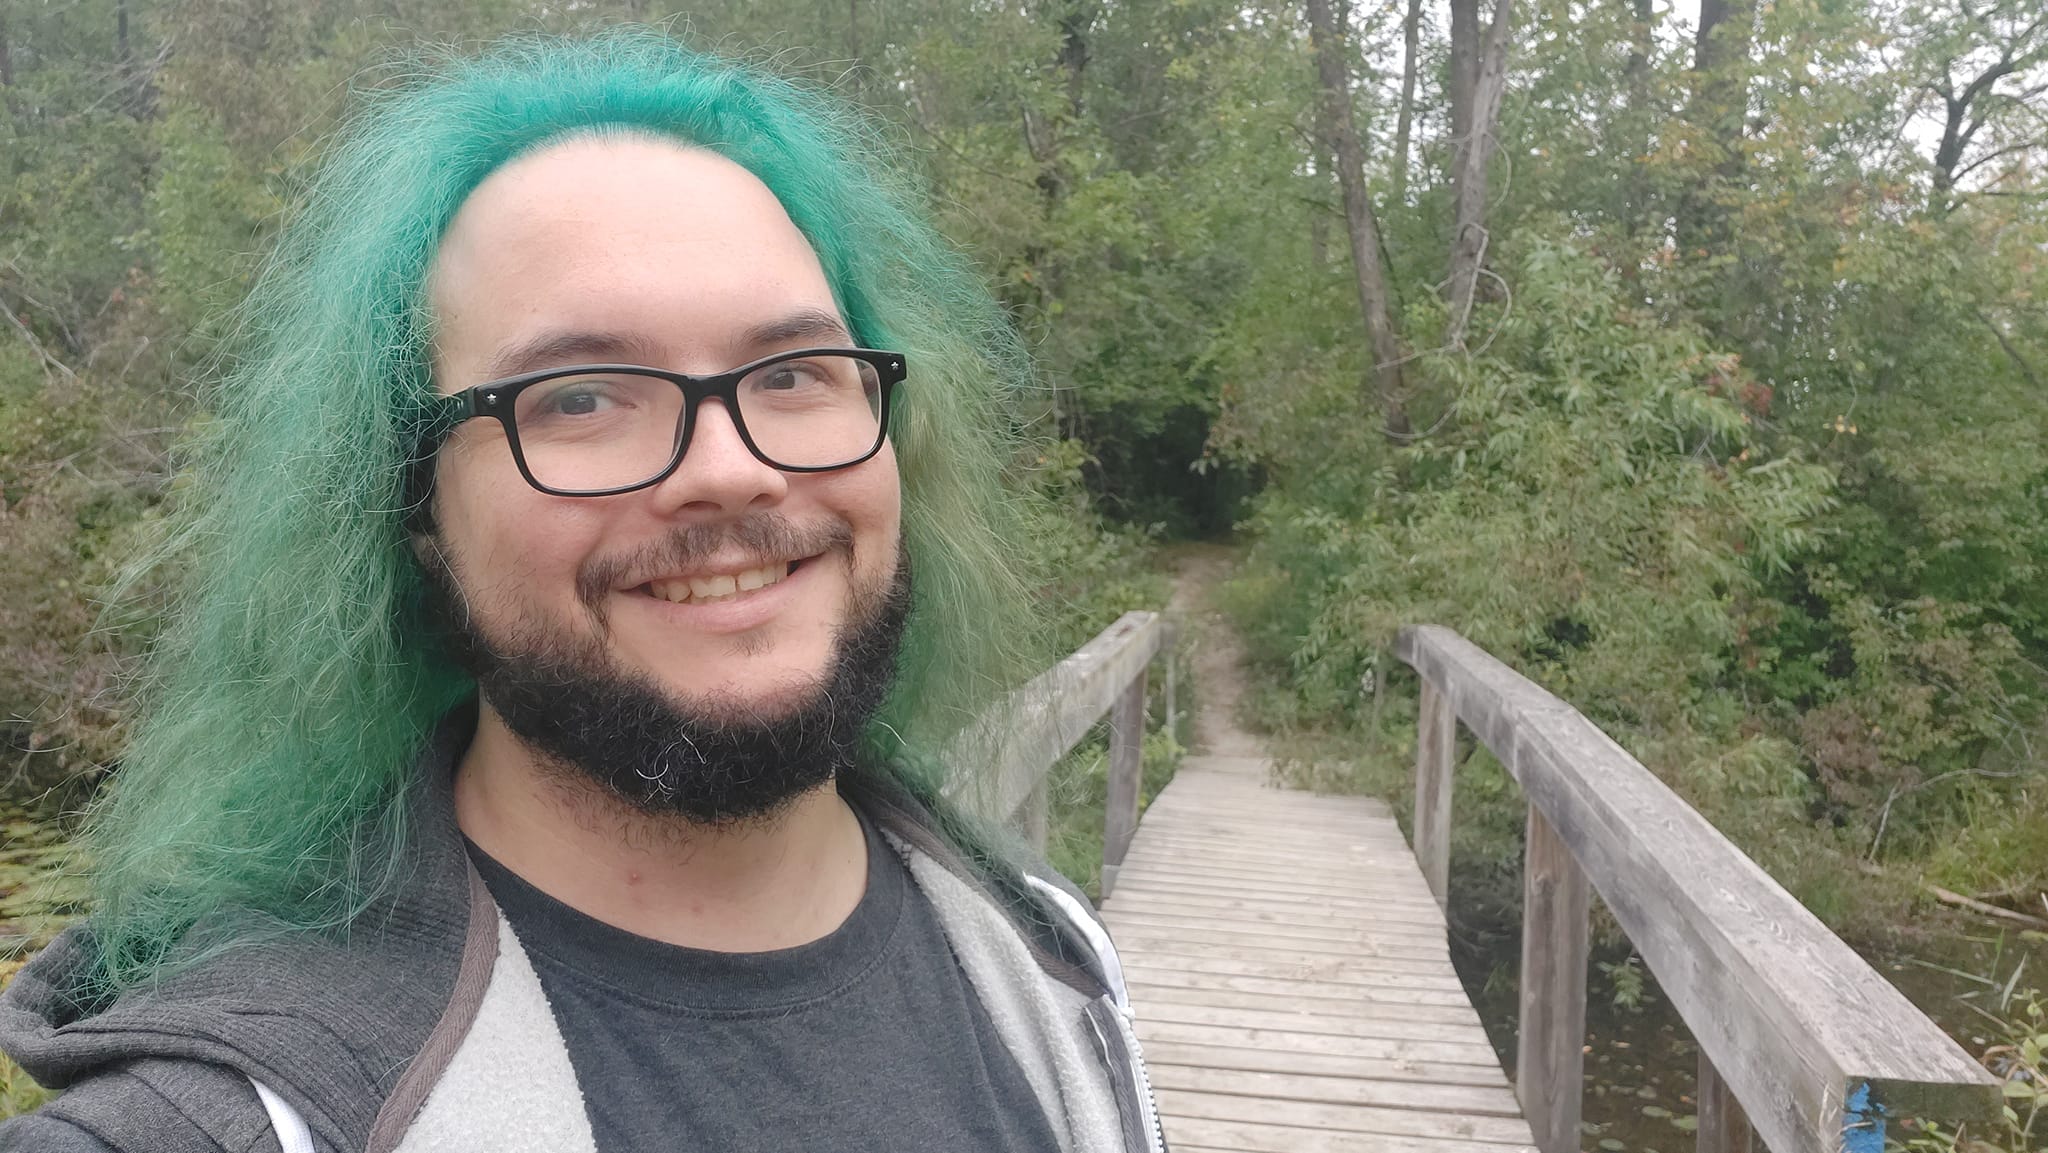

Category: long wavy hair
[88, 30, 1048, 990]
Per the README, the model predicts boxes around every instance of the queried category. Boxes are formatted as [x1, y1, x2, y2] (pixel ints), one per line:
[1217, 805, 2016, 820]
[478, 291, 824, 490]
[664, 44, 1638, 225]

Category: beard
[420, 519, 910, 827]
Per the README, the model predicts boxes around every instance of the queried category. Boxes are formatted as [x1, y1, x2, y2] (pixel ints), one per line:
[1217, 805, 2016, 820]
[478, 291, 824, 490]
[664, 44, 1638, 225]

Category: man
[0, 31, 1163, 1153]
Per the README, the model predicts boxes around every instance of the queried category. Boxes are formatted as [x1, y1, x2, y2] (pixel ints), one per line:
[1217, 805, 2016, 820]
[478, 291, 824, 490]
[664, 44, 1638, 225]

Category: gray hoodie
[0, 711, 1166, 1153]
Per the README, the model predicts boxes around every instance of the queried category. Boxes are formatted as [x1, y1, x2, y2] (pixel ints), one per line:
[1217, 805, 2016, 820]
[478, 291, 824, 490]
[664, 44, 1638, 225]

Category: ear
[411, 523, 451, 576]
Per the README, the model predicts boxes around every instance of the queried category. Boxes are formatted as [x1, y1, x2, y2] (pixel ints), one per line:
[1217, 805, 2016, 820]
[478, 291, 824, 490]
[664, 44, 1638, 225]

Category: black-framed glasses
[428, 347, 906, 497]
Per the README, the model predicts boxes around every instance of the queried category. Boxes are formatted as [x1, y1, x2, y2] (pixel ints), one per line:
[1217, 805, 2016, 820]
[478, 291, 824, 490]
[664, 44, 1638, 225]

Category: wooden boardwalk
[1100, 753, 1537, 1153]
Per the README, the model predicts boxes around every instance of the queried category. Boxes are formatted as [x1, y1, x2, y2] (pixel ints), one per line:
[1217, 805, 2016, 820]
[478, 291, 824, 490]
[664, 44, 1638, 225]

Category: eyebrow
[484, 330, 667, 380]
[480, 308, 856, 381]
[736, 307, 855, 350]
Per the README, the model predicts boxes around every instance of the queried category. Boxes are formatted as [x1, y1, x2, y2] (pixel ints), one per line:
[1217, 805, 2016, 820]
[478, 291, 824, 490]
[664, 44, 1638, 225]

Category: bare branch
[1, 298, 77, 381]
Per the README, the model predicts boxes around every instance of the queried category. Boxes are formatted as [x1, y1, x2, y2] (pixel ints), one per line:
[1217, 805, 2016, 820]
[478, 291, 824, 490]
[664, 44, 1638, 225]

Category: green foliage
[1892, 987, 2047, 1153]
[1045, 727, 1183, 902]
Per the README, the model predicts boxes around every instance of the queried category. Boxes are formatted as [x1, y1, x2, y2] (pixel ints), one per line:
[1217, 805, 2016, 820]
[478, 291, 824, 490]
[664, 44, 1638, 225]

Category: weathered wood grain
[1514, 805, 1589, 1153]
[1101, 666, 1148, 898]
[1416, 678, 1457, 910]
[1102, 750, 1537, 1153]
[1133, 1019, 1506, 1067]
[1162, 1117, 1536, 1153]
[1137, 1039, 1511, 1087]
[1698, 1050, 1756, 1153]
[943, 609, 1162, 828]
[1156, 1086, 1536, 1143]
[1394, 624, 2002, 1153]
[1124, 979, 1487, 1025]
[1116, 953, 1470, 992]
[1146, 1064, 1523, 1116]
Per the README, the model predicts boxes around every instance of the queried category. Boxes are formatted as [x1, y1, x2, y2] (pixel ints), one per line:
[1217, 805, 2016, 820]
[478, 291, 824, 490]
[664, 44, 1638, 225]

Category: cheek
[432, 443, 598, 602]
[847, 458, 903, 563]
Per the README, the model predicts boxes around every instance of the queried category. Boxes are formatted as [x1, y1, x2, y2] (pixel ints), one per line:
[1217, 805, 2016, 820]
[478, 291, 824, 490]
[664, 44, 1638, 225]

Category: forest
[2, 0, 2046, 1143]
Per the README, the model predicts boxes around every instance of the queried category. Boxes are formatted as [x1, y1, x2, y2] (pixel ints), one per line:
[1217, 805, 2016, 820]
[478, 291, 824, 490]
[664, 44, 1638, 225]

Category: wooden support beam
[1101, 666, 1148, 898]
[1414, 680, 1456, 911]
[1164, 621, 1180, 745]
[1699, 1049, 1755, 1153]
[1516, 805, 1590, 1153]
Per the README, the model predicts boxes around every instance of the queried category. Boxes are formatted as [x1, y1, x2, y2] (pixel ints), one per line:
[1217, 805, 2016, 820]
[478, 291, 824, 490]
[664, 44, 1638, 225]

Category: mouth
[634, 557, 811, 607]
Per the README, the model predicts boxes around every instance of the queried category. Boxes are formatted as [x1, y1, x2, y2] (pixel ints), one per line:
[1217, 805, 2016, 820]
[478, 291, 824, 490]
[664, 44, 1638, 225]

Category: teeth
[692, 574, 737, 599]
[647, 563, 787, 605]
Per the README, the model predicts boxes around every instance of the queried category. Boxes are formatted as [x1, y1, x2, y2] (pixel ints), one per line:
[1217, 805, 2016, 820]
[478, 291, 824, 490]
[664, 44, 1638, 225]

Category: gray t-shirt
[468, 813, 1063, 1152]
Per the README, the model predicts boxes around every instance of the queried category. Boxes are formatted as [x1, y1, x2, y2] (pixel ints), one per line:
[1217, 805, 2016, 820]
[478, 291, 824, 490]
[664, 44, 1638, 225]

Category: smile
[638, 559, 804, 606]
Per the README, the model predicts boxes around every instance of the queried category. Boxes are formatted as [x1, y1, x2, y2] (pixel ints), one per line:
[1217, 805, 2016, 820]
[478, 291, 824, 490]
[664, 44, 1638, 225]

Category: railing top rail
[1394, 624, 1999, 1153]
[945, 610, 1164, 824]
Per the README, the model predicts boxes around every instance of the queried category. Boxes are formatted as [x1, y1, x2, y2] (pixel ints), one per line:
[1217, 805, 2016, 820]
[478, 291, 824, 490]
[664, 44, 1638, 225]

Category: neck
[454, 702, 869, 952]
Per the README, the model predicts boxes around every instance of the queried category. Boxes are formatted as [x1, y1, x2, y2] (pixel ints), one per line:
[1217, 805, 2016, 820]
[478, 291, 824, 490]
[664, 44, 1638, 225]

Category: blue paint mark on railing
[1843, 1081, 1887, 1153]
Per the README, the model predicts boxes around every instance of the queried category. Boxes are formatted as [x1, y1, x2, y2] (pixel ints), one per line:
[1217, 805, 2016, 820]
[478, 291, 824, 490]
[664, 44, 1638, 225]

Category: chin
[659, 664, 836, 721]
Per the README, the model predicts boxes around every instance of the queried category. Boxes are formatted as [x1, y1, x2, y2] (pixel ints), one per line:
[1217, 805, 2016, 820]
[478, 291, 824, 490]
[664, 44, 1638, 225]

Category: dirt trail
[1163, 544, 1262, 758]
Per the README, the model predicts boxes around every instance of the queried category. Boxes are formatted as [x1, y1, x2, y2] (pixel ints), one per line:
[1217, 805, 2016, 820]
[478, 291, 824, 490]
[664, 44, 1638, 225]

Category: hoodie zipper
[1025, 875, 1167, 1153]
[1110, 1001, 1168, 1153]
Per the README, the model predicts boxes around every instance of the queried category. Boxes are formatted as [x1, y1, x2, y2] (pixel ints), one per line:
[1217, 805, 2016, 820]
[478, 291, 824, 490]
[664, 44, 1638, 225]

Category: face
[427, 135, 903, 727]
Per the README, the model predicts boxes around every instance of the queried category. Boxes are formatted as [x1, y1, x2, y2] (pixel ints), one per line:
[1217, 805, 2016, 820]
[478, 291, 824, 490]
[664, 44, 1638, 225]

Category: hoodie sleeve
[0, 1111, 122, 1152]
[0, 1062, 285, 1153]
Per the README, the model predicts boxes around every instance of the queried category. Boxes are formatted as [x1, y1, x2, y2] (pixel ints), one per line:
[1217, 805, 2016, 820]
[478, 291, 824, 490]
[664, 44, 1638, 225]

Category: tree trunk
[1622, 0, 1654, 229]
[1392, 0, 1424, 203]
[1311, 148, 1334, 269]
[1676, 0, 1754, 253]
[1449, 0, 1477, 155]
[1304, 0, 1409, 436]
[1445, 0, 1513, 349]
[0, 10, 12, 90]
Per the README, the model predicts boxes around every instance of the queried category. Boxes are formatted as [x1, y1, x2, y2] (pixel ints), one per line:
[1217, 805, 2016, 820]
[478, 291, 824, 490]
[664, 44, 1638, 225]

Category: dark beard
[422, 536, 910, 827]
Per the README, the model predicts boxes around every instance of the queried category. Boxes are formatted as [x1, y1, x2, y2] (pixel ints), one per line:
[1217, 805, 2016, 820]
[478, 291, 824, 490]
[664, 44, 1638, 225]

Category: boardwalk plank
[1122, 963, 1474, 1004]
[1163, 1117, 1537, 1153]
[1147, 1064, 1523, 1116]
[1133, 1019, 1506, 1067]
[1155, 1086, 1535, 1142]
[1126, 980, 1486, 1025]
[1136, 999, 1498, 1046]
[1139, 1040, 1511, 1088]
[1102, 743, 1536, 1153]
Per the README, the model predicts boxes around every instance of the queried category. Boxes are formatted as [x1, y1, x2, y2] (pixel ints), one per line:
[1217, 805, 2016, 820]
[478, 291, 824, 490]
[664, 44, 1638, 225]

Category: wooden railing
[946, 610, 1170, 897]
[1395, 625, 2001, 1153]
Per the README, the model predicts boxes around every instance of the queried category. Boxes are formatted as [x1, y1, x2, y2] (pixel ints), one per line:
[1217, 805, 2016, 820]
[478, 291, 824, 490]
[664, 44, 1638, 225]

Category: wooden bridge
[965, 610, 2003, 1153]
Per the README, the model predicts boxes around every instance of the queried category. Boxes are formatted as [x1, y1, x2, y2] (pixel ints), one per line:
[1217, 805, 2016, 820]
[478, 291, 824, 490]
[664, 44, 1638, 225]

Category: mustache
[575, 515, 856, 609]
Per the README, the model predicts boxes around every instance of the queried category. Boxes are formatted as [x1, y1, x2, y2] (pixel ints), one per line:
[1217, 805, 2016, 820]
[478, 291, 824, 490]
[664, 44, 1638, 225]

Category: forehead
[427, 135, 843, 386]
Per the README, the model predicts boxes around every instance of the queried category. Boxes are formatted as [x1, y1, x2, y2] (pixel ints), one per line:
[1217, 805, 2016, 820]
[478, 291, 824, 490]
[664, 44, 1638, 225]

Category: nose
[645, 398, 788, 517]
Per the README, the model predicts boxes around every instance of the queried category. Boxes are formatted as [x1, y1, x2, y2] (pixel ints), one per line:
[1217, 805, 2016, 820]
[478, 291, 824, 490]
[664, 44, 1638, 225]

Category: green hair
[90, 29, 1048, 990]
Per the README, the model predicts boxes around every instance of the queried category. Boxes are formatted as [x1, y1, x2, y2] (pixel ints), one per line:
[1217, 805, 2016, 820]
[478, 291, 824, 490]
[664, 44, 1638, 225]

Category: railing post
[1517, 805, 1591, 1153]
[1697, 1050, 1755, 1153]
[1100, 666, 1148, 899]
[1415, 679, 1456, 911]
[1164, 623, 1179, 746]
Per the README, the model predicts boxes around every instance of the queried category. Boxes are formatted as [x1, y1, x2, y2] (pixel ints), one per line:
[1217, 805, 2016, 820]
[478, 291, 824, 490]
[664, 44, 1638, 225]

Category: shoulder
[1, 1059, 281, 1153]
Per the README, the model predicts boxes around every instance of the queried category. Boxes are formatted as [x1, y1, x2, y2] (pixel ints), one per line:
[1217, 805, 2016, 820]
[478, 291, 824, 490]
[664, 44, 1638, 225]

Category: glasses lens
[512, 371, 684, 493]
[737, 354, 884, 469]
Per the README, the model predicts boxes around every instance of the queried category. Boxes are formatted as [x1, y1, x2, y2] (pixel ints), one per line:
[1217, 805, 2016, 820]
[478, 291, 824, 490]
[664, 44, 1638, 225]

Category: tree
[1676, 0, 1756, 254]
[1917, 0, 2048, 205]
[1305, 0, 1409, 436]
[1444, 0, 1514, 349]
[1391, 0, 1423, 203]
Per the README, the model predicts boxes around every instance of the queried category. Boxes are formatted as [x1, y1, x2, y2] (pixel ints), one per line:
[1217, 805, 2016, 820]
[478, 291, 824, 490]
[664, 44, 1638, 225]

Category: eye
[760, 364, 825, 391]
[549, 389, 606, 415]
